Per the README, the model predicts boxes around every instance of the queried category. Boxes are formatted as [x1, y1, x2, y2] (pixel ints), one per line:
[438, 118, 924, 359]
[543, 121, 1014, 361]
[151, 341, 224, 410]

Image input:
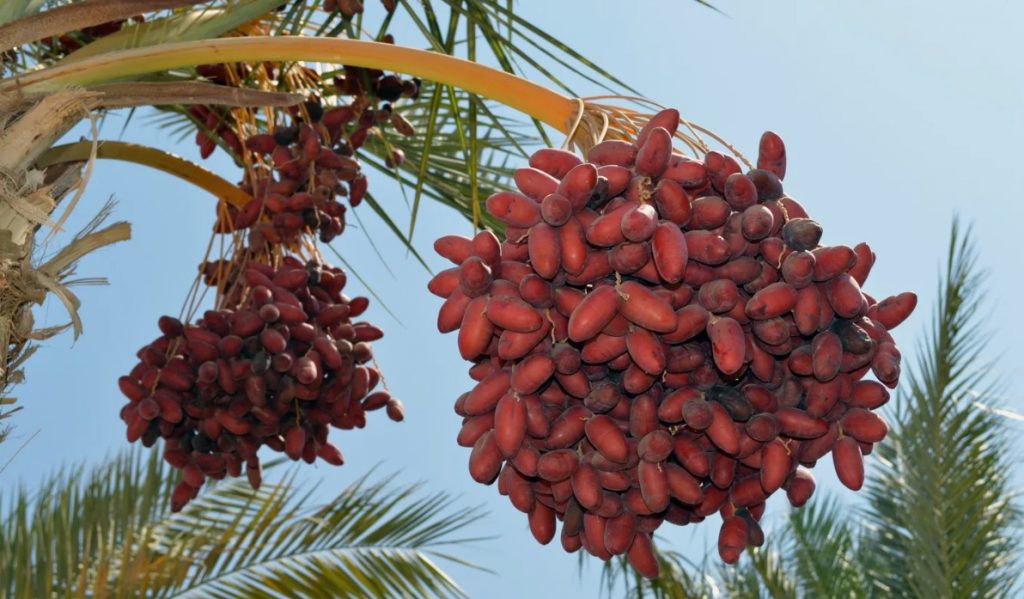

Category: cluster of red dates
[119, 256, 402, 511]
[431, 109, 915, 576]
[115, 7, 428, 512]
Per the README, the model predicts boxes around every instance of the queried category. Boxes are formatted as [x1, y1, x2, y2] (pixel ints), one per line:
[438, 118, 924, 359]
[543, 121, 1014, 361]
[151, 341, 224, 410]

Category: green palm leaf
[159, 471, 486, 598]
[862, 218, 1020, 599]
[719, 544, 796, 599]
[0, 447, 485, 598]
[593, 543, 720, 599]
[716, 498, 865, 599]
[782, 497, 868, 598]
[0, 446, 183, 599]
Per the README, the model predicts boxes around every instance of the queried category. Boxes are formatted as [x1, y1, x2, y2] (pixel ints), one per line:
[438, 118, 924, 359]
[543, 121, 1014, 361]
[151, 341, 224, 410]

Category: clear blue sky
[2, 1, 1023, 597]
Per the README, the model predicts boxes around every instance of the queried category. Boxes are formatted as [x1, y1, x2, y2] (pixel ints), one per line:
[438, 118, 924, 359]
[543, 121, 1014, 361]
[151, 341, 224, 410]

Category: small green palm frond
[590, 542, 719, 599]
[365, 92, 529, 237]
[55, 0, 287, 64]
[781, 496, 868, 598]
[443, 0, 638, 97]
[862, 217, 1021, 599]
[160, 470, 487, 599]
[646, 546, 722, 599]
[0, 446, 485, 599]
[716, 498, 861, 599]
[0, 447, 181, 599]
[719, 544, 797, 599]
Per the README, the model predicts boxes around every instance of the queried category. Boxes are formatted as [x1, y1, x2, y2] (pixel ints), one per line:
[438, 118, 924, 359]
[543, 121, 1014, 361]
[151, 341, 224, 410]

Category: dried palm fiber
[0, 88, 131, 443]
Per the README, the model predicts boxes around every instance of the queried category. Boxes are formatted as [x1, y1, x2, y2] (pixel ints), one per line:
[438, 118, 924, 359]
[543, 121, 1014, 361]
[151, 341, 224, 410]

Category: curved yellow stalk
[2, 37, 578, 133]
[37, 141, 253, 208]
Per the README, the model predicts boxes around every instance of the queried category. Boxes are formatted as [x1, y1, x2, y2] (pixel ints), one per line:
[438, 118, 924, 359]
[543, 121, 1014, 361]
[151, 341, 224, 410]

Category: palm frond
[405, 80, 447, 242]
[445, 0, 638, 97]
[716, 498, 863, 599]
[160, 471, 486, 598]
[57, 0, 287, 64]
[718, 544, 797, 599]
[0, 446, 485, 598]
[862, 217, 1021, 598]
[591, 542, 719, 599]
[0, 447, 180, 599]
[646, 547, 722, 599]
[781, 497, 868, 598]
[365, 92, 530, 237]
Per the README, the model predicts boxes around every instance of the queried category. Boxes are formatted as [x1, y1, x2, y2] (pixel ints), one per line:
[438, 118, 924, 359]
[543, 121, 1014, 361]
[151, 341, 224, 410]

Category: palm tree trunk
[0, 90, 130, 443]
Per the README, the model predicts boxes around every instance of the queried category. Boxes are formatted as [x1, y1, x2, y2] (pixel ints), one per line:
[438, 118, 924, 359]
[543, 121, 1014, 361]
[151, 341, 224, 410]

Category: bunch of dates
[198, 37, 419, 245]
[189, 62, 317, 160]
[430, 108, 915, 576]
[219, 76, 418, 245]
[118, 257, 402, 511]
[224, 114, 363, 245]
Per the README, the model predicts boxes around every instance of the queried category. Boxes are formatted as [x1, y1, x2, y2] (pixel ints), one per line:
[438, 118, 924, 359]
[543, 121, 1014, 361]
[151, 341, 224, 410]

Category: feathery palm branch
[718, 498, 866, 598]
[860, 218, 1020, 598]
[0, 446, 486, 598]
[597, 546, 721, 599]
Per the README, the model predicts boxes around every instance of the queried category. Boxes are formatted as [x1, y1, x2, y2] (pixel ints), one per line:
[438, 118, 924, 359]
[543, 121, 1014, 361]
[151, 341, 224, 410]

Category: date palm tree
[6, 4, 1016, 599]
[0, 1, 719, 596]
